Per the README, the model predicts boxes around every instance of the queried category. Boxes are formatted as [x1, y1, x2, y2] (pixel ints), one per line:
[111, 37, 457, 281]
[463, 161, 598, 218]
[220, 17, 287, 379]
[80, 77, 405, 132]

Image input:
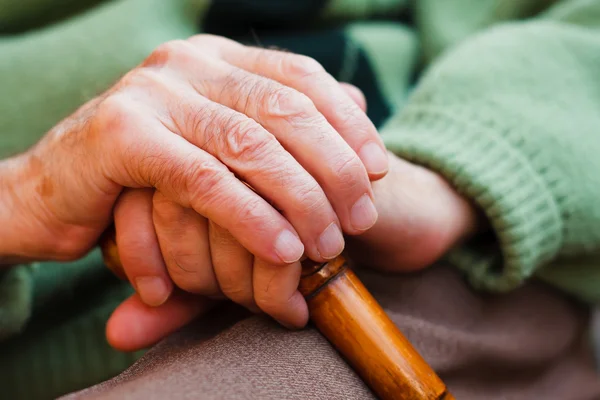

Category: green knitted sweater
[1, 0, 600, 398]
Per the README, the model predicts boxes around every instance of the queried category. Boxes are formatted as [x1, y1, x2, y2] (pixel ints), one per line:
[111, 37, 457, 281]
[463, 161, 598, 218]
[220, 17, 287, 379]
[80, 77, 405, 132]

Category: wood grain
[299, 256, 451, 400]
[99, 228, 453, 399]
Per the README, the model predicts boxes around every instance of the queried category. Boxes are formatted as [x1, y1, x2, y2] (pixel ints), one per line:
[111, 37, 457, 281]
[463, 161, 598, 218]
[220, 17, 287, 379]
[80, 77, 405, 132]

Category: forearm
[0, 155, 36, 266]
[0, 150, 64, 266]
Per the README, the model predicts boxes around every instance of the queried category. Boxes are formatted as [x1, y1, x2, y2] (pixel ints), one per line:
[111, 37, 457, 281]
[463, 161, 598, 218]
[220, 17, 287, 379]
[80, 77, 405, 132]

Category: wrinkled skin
[0, 34, 479, 351]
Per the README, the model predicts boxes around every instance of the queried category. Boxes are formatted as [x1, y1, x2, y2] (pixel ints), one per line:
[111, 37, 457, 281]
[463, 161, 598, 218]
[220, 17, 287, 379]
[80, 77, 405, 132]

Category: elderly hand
[102, 81, 372, 351]
[0, 34, 387, 344]
[104, 150, 482, 352]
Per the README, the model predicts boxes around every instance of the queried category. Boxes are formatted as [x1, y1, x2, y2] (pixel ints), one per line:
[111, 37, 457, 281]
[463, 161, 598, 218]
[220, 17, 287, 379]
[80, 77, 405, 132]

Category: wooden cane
[99, 227, 454, 400]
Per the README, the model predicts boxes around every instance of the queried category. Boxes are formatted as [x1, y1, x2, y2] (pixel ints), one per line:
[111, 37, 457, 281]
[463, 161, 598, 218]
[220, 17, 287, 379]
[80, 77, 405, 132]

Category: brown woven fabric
[63, 263, 600, 399]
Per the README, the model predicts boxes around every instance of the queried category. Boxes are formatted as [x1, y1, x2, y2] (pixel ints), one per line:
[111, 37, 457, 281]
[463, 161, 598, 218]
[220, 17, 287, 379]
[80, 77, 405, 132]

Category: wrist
[450, 189, 487, 244]
[425, 165, 488, 247]
[386, 152, 487, 249]
[0, 153, 50, 264]
[0, 155, 25, 263]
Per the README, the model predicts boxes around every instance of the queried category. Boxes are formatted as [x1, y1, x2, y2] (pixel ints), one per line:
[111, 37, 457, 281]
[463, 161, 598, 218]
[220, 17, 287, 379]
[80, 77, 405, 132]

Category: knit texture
[382, 1, 600, 301]
[0, 0, 209, 159]
[1, 0, 600, 398]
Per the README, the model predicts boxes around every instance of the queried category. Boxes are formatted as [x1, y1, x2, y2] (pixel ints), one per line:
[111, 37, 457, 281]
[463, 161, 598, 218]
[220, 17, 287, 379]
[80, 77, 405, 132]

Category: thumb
[106, 291, 214, 352]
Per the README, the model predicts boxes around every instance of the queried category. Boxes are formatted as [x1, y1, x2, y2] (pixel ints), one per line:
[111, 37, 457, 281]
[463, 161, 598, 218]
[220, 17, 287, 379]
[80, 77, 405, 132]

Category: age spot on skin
[28, 155, 54, 198]
[37, 175, 54, 198]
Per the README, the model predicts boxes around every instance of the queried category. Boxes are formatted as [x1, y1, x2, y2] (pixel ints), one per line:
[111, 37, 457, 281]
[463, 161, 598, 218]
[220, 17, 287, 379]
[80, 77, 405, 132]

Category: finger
[209, 221, 258, 312]
[132, 58, 343, 261]
[196, 36, 388, 179]
[339, 83, 367, 113]
[114, 188, 173, 307]
[167, 94, 344, 261]
[98, 102, 304, 266]
[99, 227, 127, 280]
[106, 291, 212, 352]
[253, 257, 308, 329]
[152, 41, 377, 238]
[153, 191, 222, 298]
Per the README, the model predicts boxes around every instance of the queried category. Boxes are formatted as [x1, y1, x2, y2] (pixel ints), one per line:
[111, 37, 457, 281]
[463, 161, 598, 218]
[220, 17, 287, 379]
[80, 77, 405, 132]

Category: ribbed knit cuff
[381, 107, 563, 293]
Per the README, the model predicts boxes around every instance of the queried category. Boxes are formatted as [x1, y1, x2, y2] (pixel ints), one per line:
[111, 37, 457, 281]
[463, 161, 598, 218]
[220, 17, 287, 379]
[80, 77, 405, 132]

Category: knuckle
[264, 87, 318, 124]
[234, 197, 267, 228]
[291, 180, 328, 216]
[208, 225, 236, 248]
[222, 115, 273, 160]
[142, 151, 229, 203]
[219, 281, 251, 302]
[221, 69, 259, 112]
[282, 54, 325, 79]
[183, 103, 222, 150]
[337, 100, 363, 125]
[135, 143, 173, 187]
[144, 39, 194, 67]
[118, 67, 163, 90]
[255, 286, 294, 313]
[117, 228, 159, 262]
[92, 94, 137, 136]
[184, 161, 232, 207]
[254, 289, 276, 309]
[52, 234, 89, 261]
[152, 196, 183, 225]
[166, 251, 220, 296]
[171, 249, 203, 271]
[332, 155, 366, 190]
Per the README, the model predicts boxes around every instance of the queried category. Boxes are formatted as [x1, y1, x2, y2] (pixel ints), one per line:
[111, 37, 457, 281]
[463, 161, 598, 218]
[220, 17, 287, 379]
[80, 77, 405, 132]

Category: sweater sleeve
[0, 0, 105, 33]
[0, 0, 208, 159]
[381, 0, 600, 303]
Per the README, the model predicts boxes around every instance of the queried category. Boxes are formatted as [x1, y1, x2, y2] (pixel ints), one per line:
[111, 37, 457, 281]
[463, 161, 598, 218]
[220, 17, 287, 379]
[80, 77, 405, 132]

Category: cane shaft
[300, 258, 452, 400]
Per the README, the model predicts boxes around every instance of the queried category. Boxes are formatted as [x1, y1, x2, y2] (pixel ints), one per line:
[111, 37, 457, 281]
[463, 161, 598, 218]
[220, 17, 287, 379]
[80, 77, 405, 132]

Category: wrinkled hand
[106, 153, 482, 352]
[103, 83, 370, 351]
[0, 35, 388, 346]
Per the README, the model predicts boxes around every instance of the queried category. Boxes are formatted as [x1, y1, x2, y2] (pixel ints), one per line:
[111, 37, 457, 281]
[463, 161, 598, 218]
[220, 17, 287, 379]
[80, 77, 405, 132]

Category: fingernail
[274, 230, 305, 263]
[318, 223, 345, 259]
[350, 194, 378, 231]
[135, 277, 171, 307]
[358, 142, 388, 175]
